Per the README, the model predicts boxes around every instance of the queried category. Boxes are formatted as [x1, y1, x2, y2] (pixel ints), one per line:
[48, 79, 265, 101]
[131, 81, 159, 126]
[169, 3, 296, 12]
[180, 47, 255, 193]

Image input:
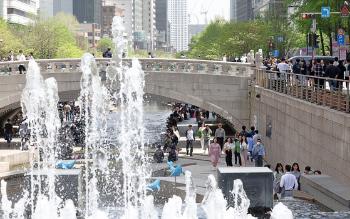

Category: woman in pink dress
[209, 138, 221, 168]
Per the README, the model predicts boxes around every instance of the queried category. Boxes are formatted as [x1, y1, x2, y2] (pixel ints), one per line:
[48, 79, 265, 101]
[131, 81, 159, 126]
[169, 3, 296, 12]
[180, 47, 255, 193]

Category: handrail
[255, 68, 350, 113]
[0, 58, 255, 77]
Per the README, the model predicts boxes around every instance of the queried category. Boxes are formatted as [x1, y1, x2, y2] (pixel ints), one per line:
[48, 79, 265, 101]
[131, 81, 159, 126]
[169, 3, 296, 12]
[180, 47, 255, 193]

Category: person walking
[291, 162, 301, 190]
[214, 123, 225, 151]
[185, 125, 195, 156]
[209, 138, 221, 169]
[103, 48, 112, 58]
[63, 103, 71, 122]
[4, 119, 13, 145]
[252, 139, 265, 167]
[224, 138, 233, 166]
[273, 163, 284, 199]
[240, 135, 248, 166]
[247, 134, 254, 162]
[198, 123, 205, 153]
[325, 60, 341, 91]
[202, 124, 212, 154]
[233, 136, 242, 166]
[17, 50, 26, 74]
[280, 164, 298, 198]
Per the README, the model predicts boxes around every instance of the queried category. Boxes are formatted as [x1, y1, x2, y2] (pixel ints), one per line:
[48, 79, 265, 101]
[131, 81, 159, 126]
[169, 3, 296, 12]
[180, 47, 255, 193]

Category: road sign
[341, 4, 349, 17]
[338, 34, 345, 46]
[276, 36, 284, 43]
[321, 7, 330, 18]
[273, 50, 279, 57]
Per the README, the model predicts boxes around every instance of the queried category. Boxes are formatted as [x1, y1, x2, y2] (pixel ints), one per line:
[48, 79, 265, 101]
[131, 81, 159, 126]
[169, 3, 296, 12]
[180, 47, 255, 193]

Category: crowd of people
[272, 162, 322, 200]
[264, 57, 349, 91]
[0, 50, 34, 74]
[152, 103, 324, 201]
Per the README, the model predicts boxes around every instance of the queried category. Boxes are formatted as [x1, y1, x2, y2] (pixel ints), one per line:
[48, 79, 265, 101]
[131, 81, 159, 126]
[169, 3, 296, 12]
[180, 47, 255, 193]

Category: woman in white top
[198, 123, 206, 152]
[224, 137, 233, 166]
[240, 135, 248, 166]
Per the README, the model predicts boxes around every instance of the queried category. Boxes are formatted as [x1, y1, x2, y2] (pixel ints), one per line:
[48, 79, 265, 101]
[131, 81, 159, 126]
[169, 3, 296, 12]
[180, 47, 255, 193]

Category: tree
[97, 37, 113, 54]
[0, 19, 22, 59]
[24, 15, 83, 59]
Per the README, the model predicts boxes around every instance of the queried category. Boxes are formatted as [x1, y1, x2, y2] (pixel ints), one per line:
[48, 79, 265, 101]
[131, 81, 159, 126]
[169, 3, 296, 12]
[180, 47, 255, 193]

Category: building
[73, 0, 102, 25]
[0, 0, 38, 25]
[253, 0, 286, 19]
[39, 0, 73, 17]
[78, 23, 101, 48]
[53, 0, 73, 15]
[142, 0, 156, 51]
[155, 0, 169, 50]
[101, 5, 124, 37]
[112, 0, 133, 43]
[230, 0, 253, 21]
[168, 0, 189, 52]
[188, 24, 206, 44]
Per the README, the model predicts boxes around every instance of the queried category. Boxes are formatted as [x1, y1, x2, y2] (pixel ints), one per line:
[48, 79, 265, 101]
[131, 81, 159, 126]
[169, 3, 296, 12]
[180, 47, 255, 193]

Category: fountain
[0, 16, 293, 219]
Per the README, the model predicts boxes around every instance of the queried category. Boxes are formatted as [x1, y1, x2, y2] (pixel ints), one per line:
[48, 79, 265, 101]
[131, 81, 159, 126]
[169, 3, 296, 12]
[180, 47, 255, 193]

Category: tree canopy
[188, 19, 304, 60]
[0, 13, 83, 59]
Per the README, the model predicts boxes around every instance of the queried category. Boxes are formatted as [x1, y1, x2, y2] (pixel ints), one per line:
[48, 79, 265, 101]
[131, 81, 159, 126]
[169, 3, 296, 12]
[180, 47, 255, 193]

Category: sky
[188, 0, 230, 24]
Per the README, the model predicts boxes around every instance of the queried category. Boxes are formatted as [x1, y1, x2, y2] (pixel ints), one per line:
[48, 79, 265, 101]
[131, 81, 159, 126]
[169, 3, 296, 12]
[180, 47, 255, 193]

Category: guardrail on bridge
[255, 68, 350, 113]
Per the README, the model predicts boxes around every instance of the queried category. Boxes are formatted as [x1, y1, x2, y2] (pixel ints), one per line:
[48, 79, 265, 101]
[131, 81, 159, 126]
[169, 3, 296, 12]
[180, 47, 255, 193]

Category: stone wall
[252, 86, 350, 186]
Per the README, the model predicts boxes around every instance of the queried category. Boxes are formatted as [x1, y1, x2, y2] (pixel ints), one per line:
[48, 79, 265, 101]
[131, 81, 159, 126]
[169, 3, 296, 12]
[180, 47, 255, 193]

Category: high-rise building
[253, 0, 286, 18]
[53, 0, 73, 15]
[0, 0, 38, 25]
[155, 0, 169, 50]
[142, 0, 156, 51]
[168, 0, 189, 51]
[73, 0, 102, 25]
[230, 0, 253, 21]
[101, 5, 124, 37]
[39, 0, 73, 17]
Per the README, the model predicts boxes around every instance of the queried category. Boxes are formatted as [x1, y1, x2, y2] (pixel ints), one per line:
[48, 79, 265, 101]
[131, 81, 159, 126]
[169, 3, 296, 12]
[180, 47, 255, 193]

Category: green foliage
[97, 37, 113, 54]
[0, 19, 22, 58]
[0, 14, 84, 59]
[188, 20, 275, 59]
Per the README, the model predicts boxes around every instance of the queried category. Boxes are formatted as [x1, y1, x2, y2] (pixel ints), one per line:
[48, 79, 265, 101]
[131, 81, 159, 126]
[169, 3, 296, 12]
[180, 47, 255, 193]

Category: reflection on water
[143, 102, 172, 144]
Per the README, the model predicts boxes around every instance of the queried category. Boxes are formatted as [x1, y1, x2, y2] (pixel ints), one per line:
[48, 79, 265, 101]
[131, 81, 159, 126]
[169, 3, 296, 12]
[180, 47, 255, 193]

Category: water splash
[201, 175, 256, 219]
[183, 171, 198, 219]
[271, 202, 294, 219]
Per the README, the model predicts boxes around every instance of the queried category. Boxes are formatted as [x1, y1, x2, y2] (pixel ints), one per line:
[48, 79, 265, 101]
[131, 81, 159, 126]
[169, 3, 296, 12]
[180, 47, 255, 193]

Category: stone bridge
[2, 58, 350, 187]
[0, 58, 255, 126]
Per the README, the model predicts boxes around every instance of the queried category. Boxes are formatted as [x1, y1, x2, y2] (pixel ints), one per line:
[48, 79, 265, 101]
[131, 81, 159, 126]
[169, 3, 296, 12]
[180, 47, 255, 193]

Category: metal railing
[255, 69, 350, 113]
[0, 58, 254, 77]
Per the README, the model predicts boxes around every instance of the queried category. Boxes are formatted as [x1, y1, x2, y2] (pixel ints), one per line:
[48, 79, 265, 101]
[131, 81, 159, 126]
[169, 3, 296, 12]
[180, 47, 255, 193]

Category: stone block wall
[252, 87, 350, 185]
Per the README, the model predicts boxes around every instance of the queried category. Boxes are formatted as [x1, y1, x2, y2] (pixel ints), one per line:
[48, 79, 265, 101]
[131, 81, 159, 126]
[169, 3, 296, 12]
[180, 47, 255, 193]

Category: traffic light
[302, 13, 316, 19]
[307, 33, 314, 47]
[313, 34, 320, 48]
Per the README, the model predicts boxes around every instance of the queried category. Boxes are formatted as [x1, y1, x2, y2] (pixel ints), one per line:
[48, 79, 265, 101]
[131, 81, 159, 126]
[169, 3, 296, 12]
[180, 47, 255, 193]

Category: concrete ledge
[0, 162, 9, 172]
[0, 150, 30, 169]
[301, 175, 350, 211]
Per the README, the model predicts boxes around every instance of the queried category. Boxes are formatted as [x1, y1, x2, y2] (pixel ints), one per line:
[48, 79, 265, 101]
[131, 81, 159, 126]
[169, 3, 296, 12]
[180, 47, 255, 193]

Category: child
[209, 138, 221, 169]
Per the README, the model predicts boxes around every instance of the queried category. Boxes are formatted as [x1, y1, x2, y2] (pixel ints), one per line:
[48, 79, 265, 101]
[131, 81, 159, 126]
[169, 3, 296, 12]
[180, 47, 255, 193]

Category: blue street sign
[338, 34, 345, 46]
[273, 50, 279, 57]
[321, 7, 330, 18]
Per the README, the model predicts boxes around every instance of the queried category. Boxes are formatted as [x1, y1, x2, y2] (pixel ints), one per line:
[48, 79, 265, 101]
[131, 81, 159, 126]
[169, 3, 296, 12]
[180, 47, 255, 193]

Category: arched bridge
[0, 58, 255, 126]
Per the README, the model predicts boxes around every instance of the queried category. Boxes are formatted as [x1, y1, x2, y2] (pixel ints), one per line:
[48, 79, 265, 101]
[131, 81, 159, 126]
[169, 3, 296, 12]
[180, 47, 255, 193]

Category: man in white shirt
[277, 58, 290, 80]
[280, 164, 298, 198]
[185, 125, 195, 156]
